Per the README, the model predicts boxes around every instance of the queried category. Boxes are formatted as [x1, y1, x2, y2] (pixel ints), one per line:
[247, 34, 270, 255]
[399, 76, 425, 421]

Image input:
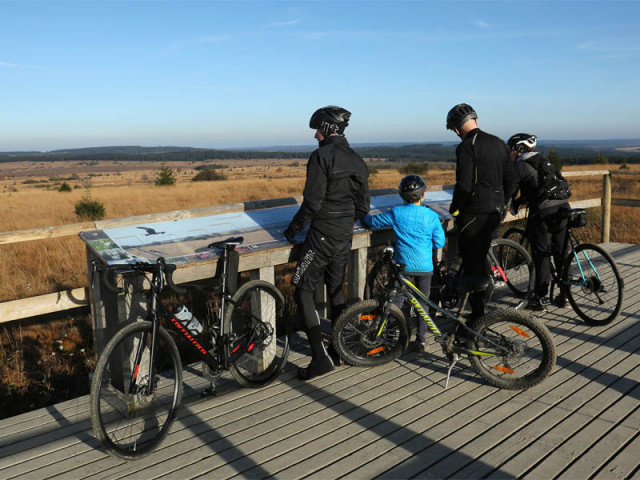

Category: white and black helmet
[398, 175, 427, 203]
[507, 133, 537, 154]
[309, 105, 351, 137]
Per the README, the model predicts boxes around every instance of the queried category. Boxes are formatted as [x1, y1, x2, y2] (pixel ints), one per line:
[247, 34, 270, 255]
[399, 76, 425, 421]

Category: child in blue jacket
[362, 175, 446, 352]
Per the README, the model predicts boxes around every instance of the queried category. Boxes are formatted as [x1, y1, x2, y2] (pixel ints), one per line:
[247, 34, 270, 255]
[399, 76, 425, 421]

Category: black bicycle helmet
[446, 103, 478, 130]
[507, 133, 537, 154]
[398, 174, 427, 203]
[309, 105, 351, 136]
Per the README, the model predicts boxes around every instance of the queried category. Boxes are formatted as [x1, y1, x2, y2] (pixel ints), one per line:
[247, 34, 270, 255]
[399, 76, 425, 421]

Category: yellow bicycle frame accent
[403, 278, 442, 336]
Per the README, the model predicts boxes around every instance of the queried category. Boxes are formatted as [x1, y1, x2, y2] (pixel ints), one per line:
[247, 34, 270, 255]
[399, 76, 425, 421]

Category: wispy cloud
[475, 20, 490, 29]
[577, 41, 640, 59]
[0, 61, 33, 68]
[267, 18, 302, 28]
[169, 33, 260, 51]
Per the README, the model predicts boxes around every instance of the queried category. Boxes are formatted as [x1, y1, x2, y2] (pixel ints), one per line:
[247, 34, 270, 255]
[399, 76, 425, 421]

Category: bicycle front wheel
[363, 257, 394, 300]
[467, 309, 556, 390]
[90, 321, 182, 460]
[489, 238, 534, 300]
[224, 280, 290, 387]
[332, 299, 409, 367]
[563, 243, 624, 326]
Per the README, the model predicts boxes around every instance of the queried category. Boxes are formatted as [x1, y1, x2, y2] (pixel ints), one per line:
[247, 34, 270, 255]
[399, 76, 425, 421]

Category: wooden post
[87, 247, 146, 359]
[348, 247, 368, 301]
[249, 266, 277, 367]
[602, 172, 612, 243]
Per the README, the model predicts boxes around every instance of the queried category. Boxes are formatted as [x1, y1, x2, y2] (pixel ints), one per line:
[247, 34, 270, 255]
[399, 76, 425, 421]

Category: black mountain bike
[365, 236, 534, 311]
[334, 246, 556, 390]
[89, 237, 289, 460]
[503, 208, 624, 325]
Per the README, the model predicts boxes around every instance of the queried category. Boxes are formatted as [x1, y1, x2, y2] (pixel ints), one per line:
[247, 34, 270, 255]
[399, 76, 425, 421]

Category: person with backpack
[361, 175, 446, 352]
[508, 133, 571, 311]
[284, 105, 370, 380]
[446, 103, 518, 320]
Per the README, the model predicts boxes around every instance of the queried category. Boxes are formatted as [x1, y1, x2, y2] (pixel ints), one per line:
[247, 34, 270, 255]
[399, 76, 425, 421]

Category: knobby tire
[332, 299, 409, 367]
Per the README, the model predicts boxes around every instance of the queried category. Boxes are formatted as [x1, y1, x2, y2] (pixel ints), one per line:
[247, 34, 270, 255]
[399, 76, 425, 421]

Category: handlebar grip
[100, 264, 128, 294]
[162, 260, 187, 295]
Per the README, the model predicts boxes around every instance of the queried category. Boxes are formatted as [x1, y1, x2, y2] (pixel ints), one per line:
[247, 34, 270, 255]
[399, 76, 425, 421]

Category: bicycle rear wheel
[502, 227, 531, 254]
[563, 243, 624, 326]
[467, 309, 556, 390]
[90, 321, 182, 460]
[332, 299, 409, 367]
[489, 238, 534, 300]
[224, 280, 290, 387]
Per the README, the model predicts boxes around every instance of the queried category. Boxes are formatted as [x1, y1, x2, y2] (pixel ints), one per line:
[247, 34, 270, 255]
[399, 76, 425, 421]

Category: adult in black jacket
[446, 103, 518, 319]
[508, 133, 570, 311]
[284, 105, 370, 380]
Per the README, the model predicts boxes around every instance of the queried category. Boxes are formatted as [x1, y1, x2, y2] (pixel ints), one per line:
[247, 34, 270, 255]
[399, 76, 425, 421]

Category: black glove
[510, 199, 520, 217]
[284, 227, 297, 244]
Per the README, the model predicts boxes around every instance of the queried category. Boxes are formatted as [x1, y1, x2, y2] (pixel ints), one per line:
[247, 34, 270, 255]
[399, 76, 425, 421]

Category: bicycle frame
[374, 259, 506, 359]
[115, 247, 258, 397]
[552, 223, 599, 292]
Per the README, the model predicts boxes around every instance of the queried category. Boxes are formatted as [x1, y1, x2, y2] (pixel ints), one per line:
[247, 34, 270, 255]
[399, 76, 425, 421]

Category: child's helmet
[399, 175, 427, 203]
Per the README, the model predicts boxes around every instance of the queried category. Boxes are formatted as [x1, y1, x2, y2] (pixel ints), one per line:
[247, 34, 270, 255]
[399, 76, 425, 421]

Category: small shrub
[620, 163, 630, 170]
[75, 187, 106, 221]
[155, 162, 177, 186]
[399, 162, 430, 175]
[58, 182, 72, 192]
[192, 168, 228, 182]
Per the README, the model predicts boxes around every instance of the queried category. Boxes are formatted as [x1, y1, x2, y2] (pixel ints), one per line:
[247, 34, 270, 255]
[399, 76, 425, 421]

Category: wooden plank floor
[1, 242, 638, 479]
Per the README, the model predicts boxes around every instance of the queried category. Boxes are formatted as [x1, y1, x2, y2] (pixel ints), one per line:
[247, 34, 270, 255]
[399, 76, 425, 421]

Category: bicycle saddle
[453, 275, 491, 294]
[207, 236, 244, 250]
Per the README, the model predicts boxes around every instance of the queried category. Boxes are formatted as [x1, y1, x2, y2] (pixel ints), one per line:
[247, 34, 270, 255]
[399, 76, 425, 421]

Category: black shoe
[327, 343, 343, 367]
[298, 354, 335, 381]
[411, 341, 426, 353]
[553, 294, 568, 308]
[526, 295, 548, 312]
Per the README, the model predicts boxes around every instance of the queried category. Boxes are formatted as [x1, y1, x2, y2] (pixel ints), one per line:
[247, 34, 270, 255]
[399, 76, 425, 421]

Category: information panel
[80, 191, 453, 265]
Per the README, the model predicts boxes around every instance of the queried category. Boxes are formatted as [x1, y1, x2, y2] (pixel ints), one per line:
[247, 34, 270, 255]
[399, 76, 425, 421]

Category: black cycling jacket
[450, 128, 518, 215]
[287, 135, 370, 240]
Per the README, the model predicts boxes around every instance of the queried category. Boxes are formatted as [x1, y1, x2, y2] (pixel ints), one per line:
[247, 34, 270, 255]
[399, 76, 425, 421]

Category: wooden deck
[1, 242, 639, 480]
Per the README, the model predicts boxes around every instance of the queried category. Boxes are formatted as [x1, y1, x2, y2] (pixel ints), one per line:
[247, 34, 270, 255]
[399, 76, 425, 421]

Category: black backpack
[527, 156, 571, 201]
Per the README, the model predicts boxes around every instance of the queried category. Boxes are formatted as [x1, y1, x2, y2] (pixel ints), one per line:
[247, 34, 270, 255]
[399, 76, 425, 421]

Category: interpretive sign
[80, 190, 453, 265]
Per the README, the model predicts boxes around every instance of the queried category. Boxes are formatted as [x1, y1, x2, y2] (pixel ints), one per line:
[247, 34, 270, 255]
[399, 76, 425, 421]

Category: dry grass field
[1, 158, 639, 418]
[0, 160, 639, 303]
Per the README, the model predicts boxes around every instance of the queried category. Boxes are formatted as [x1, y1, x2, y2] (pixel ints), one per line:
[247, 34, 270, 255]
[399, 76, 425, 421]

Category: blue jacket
[363, 203, 446, 273]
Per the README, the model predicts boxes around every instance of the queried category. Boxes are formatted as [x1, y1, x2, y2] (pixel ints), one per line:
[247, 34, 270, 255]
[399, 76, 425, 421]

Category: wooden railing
[1, 169, 636, 325]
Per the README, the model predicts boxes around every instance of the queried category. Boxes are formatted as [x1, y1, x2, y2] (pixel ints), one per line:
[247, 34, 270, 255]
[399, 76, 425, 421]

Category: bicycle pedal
[201, 383, 217, 398]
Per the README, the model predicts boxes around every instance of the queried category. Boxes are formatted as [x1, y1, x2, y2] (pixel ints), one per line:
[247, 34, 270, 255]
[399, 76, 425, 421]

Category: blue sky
[1, 0, 639, 151]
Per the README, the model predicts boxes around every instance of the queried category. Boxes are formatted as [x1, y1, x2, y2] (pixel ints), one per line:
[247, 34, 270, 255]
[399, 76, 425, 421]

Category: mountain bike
[364, 236, 534, 311]
[334, 246, 556, 390]
[502, 208, 624, 326]
[89, 236, 290, 460]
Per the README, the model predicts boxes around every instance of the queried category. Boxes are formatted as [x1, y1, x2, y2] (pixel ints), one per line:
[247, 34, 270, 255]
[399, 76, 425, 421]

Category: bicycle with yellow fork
[332, 246, 556, 390]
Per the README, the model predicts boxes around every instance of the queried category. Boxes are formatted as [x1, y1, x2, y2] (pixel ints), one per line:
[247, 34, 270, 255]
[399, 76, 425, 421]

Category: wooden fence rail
[1, 169, 637, 325]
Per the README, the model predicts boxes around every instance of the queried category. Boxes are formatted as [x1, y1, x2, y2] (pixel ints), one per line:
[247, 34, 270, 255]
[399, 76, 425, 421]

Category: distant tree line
[1, 143, 638, 165]
[0, 149, 308, 164]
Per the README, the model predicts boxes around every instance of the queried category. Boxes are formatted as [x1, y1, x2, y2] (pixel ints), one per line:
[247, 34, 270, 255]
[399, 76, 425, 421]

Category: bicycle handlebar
[92, 258, 187, 295]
